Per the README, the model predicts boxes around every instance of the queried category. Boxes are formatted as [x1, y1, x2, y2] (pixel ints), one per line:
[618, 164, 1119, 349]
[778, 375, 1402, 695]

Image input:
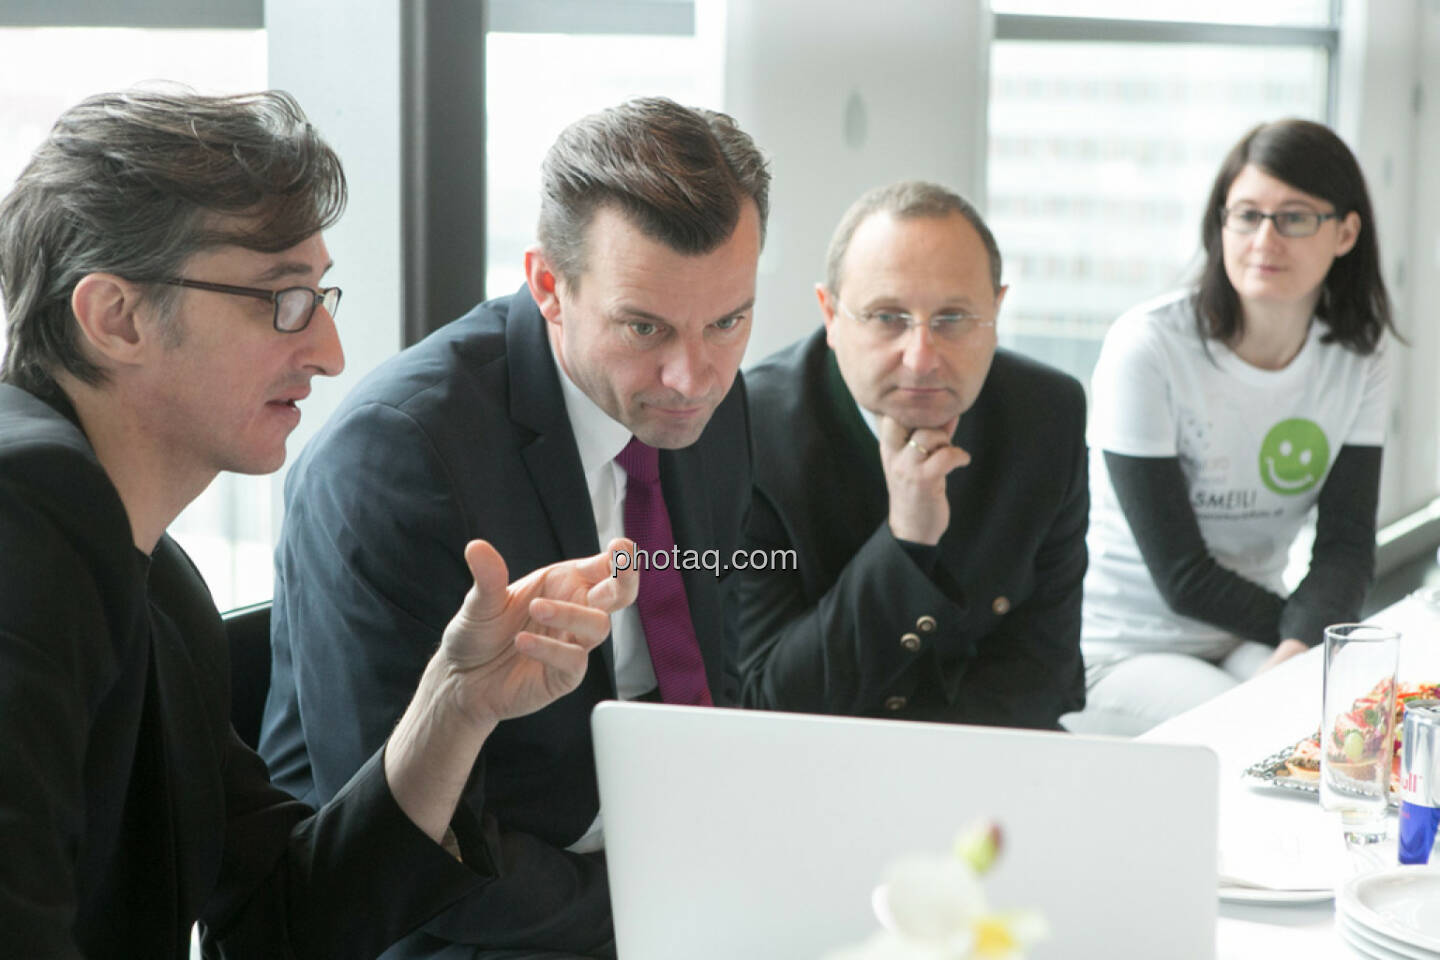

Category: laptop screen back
[593, 702, 1218, 960]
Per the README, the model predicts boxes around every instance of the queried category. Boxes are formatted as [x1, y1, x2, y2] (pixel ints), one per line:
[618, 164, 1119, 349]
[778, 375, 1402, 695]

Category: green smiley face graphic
[1258, 418, 1330, 495]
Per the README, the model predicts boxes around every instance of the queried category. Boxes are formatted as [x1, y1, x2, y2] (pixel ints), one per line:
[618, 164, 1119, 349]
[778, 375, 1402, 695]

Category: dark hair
[825, 180, 1002, 297]
[1194, 118, 1392, 354]
[537, 97, 770, 288]
[0, 87, 347, 395]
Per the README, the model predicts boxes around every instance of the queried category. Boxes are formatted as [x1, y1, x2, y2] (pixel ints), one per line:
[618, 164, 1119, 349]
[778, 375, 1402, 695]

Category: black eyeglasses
[162, 278, 342, 333]
[1221, 206, 1340, 239]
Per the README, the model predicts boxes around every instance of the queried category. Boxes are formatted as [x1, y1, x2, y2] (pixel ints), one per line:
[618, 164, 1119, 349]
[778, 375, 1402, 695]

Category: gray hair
[1, 87, 346, 396]
[824, 180, 1002, 297]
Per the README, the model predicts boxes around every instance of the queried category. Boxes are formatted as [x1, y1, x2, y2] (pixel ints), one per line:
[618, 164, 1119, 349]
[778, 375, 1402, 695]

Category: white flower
[823, 823, 1049, 960]
[883, 853, 987, 944]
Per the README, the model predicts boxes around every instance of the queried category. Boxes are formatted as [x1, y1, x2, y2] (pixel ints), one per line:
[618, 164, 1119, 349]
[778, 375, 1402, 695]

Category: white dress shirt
[551, 349, 658, 852]
[857, 404, 880, 440]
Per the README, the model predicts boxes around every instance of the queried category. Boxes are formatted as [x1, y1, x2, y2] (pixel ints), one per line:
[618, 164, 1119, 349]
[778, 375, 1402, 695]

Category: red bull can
[1398, 699, 1440, 865]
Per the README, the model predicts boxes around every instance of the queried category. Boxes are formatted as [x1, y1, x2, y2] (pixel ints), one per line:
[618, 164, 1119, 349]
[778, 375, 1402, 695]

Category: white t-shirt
[1082, 291, 1390, 660]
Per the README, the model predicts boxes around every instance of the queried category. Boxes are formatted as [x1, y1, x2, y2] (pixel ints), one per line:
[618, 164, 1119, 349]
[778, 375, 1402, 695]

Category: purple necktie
[614, 436, 714, 706]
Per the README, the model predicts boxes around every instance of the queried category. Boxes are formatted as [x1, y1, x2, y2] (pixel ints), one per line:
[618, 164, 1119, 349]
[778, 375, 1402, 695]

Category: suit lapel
[818, 347, 890, 531]
[656, 442, 724, 695]
[145, 541, 228, 927]
[504, 291, 614, 683]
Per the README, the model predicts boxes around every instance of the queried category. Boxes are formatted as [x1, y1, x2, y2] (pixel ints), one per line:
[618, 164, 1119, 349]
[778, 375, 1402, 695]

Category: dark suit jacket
[260, 287, 751, 956]
[0, 385, 480, 960]
[737, 330, 1087, 728]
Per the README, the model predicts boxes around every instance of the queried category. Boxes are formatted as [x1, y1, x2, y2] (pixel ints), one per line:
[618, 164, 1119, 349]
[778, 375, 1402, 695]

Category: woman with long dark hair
[1069, 119, 1394, 736]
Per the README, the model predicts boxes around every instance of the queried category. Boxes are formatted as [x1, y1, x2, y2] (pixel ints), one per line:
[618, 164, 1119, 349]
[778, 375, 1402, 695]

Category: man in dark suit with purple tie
[260, 97, 769, 959]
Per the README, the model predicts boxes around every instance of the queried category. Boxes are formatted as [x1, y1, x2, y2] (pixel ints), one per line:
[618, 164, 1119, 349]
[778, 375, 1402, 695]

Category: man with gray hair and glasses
[260, 97, 768, 958]
[736, 180, 1089, 729]
[0, 88, 636, 959]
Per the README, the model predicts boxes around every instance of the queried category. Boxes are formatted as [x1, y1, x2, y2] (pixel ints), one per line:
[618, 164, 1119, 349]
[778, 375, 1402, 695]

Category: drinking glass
[1319, 624, 1400, 844]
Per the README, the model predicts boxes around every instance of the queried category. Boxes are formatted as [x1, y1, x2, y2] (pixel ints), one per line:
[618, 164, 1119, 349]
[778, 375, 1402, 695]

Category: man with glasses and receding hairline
[0, 88, 637, 959]
[736, 180, 1089, 730]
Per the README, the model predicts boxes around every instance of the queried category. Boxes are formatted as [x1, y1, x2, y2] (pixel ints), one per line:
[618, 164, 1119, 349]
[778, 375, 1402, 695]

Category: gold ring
[907, 438, 930, 456]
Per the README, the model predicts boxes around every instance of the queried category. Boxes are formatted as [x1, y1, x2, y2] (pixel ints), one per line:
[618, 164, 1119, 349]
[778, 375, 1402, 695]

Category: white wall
[1409, 0, 1440, 518]
[722, 0, 991, 366]
[264, 0, 406, 533]
[1337, 0, 1440, 527]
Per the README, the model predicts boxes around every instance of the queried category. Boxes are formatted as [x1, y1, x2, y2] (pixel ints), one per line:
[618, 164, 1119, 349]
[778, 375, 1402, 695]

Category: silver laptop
[593, 702, 1218, 960]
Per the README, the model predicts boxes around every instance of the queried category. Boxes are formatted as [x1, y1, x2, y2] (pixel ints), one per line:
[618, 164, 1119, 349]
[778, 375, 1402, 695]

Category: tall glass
[1320, 624, 1400, 844]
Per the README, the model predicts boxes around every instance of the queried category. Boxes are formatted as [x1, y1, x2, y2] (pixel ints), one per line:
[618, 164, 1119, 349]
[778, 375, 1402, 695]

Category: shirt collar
[551, 344, 632, 475]
[856, 403, 881, 440]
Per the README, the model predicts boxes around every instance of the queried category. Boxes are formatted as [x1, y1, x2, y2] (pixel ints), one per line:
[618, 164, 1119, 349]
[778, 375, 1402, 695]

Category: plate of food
[1244, 680, 1440, 801]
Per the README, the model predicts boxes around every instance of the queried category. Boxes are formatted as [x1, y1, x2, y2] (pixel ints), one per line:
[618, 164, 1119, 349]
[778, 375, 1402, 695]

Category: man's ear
[524, 247, 564, 324]
[991, 283, 1008, 330]
[70, 273, 150, 368]
[816, 283, 839, 349]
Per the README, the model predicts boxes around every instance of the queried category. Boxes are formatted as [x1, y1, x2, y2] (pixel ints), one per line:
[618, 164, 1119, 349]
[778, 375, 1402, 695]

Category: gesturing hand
[878, 414, 970, 546]
[438, 537, 639, 727]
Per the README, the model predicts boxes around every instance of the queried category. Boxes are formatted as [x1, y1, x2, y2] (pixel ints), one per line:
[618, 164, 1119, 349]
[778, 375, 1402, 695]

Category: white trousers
[1060, 640, 1273, 737]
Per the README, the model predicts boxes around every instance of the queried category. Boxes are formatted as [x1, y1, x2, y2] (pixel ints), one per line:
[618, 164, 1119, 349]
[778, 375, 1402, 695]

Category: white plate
[1340, 866, 1440, 952]
[1217, 883, 1333, 904]
[1343, 928, 1414, 960]
[1340, 913, 1440, 960]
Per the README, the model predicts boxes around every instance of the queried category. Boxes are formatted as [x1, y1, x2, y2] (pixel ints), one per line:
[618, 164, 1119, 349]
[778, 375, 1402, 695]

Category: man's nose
[900, 320, 940, 374]
[661, 336, 711, 398]
[302, 300, 346, 378]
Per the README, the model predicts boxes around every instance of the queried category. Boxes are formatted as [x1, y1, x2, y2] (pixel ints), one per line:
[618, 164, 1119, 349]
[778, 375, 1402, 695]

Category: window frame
[993, 12, 1341, 123]
[987, 3, 1440, 580]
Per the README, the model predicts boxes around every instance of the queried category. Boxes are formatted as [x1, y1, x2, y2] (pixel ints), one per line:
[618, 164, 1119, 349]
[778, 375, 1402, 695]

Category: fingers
[594, 537, 639, 610]
[904, 416, 960, 458]
[513, 631, 592, 677]
[570, 538, 636, 580]
[569, 538, 627, 584]
[877, 414, 910, 454]
[928, 444, 972, 472]
[461, 540, 510, 621]
[879, 415, 965, 462]
[879, 417, 971, 475]
[543, 538, 638, 614]
[528, 596, 613, 650]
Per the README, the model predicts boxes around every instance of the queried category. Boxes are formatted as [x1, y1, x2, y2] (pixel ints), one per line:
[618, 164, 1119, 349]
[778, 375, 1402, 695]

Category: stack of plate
[1337, 866, 1440, 959]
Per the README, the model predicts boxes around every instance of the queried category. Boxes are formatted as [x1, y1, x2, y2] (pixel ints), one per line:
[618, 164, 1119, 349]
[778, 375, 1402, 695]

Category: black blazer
[0, 386, 479, 960]
[737, 330, 1087, 729]
[260, 287, 751, 955]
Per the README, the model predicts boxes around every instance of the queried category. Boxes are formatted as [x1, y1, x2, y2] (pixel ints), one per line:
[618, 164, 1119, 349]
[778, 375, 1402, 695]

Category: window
[985, 5, 1349, 583]
[988, 36, 1330, 384]
[485, 21, 720, 297]
[0, 26, 268, 611]
[991, 0, 1330, 26]
[986, 7, 1337, 392]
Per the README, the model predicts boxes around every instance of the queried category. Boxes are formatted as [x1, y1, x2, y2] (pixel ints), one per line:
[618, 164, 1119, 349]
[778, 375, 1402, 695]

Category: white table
[1140, 592, 1440, 958]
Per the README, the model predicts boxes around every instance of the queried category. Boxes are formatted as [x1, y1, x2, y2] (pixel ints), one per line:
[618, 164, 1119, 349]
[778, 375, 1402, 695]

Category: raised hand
[877, 414, 970, 546]
[384, 537, 639, 843]
[438, 537, 639, 726]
